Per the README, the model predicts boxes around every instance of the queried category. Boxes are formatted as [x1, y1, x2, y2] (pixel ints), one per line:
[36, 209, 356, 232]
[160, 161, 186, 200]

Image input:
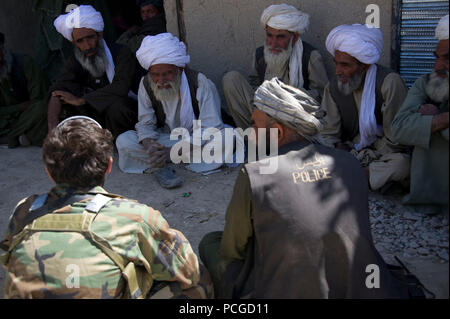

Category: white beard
[263, 36, 293, 81]
[426, 70, 449, 103]
[337, 66, 365, 95]
[74, 39, 108, 78]
[149, 72, 181, 102]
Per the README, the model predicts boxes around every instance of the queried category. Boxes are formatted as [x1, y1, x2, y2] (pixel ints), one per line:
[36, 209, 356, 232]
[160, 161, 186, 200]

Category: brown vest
[142, 67, 200, 128]
[329, 65, 394, 142]
[255, 40, 314, 90]
[240, 141, 409, 298]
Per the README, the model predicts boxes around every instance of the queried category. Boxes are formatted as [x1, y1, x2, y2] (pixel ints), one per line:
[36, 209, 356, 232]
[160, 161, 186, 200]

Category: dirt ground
[0, 146, 448, 299]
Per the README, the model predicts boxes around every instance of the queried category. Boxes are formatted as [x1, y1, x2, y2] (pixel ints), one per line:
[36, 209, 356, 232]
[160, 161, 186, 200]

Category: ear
[178, 66, 184, 74]
[106, 156, 113, 175]
[273, 121, 285, 144]
[97, 31, 104, 39]
[45, 166, 55, 183]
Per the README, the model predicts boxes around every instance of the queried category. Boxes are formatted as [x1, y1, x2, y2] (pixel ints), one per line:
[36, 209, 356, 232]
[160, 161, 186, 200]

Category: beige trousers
[222, 71, 255, 129]
[368, 152, 411, 190]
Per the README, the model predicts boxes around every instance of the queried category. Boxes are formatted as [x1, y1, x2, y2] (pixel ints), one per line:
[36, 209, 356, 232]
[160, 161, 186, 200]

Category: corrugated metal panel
[400, 0, 448, 87]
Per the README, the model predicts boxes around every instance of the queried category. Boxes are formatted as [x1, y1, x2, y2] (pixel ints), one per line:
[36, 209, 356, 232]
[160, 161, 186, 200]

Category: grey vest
[255, 40, 314, 90]
[142, 67, 200, 128]
[242, 141, 409, 298]
[329, 65, 394, 142]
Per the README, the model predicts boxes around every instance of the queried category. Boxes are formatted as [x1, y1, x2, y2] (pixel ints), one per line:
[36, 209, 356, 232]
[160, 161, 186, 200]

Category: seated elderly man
[116, 33, 239, 189]
[391, 15, 449, 208]
[199, 78, 410, 299]
[0, 33, 49, 148]
[1, 116, 213, 299]
[116, 0, 167, 53]
[47, 5, 139, 138]
[320, 24, 410, 192]
[223, 3, 329, 129]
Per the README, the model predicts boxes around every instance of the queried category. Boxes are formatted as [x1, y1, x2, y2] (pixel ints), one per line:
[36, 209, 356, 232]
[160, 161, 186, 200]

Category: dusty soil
[0, 146, 448, 298]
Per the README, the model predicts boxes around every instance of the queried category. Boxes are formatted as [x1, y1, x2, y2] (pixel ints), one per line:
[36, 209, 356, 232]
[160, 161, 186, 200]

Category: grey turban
[253, 77, 326, 138]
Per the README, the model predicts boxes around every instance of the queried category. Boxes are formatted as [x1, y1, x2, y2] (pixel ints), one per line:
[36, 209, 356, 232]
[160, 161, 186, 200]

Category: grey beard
[149, 72, 181, 102]
[263, 36, 293, 81]
[74, 40, 108, 78]
[337, 67, 365, 95]
[426, 70, 449, 103]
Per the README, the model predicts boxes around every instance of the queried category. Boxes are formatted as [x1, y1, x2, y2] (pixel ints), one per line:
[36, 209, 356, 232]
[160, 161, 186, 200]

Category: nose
[267, 37, 277, 49]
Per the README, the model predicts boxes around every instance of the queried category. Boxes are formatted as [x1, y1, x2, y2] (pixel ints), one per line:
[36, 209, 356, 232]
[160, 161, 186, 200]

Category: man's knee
[116, 130, 137, 150]
[199, 231, 223, 264]
[222, 71, 245, 93]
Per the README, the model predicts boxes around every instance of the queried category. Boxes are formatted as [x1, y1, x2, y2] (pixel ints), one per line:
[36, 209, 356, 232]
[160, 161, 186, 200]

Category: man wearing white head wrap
[198, 78, 410, 299]
[222, 3, 328, 130]
[391, 14, 449, 207]
[116, 33, 242, 189]
[321, 23, 410, 192]
[48, 5, 140, 139]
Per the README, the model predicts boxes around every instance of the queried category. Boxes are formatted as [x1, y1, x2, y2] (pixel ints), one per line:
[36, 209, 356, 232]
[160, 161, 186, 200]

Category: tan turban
[254, 77, 325, 138]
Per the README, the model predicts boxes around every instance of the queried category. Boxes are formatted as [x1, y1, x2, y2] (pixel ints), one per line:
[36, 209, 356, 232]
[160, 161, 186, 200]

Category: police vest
[243, 141, 410, 298]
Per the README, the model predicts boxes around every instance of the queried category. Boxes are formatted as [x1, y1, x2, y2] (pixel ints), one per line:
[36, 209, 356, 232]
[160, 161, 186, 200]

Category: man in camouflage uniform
[0, 116, 213, 299]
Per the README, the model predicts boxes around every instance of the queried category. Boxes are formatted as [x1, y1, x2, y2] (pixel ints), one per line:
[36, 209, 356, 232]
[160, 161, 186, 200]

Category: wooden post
[391, 0, 402, 72]
[176, 0, 187, 46]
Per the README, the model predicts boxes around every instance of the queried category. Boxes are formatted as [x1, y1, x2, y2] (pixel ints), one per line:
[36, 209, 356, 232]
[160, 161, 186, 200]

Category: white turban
[260, 4, 310, 34]
[137, 33, 195, 132]
[136, 33, 190, 71]
[53, 5, 104, 41]
[326, 24, 384, 150]
[260, 4, 310, 90]
[435, 14, 449, 40]
[325, 24, 383, 65]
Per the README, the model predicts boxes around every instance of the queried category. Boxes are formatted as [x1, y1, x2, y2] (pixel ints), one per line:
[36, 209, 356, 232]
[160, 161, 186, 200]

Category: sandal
[154, 167, 183, 189]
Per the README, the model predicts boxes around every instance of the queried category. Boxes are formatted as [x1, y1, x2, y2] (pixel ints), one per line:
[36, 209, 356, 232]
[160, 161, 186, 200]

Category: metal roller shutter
[400, 0, 448, 87]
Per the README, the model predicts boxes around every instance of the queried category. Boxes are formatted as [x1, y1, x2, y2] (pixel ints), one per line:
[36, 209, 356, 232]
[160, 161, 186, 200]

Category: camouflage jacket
[0, 185, 200, 299]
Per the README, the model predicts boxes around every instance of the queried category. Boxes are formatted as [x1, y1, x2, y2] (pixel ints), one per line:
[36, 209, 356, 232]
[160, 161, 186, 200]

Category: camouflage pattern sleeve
[87, 197, 201, 290]
[2, 187, 201, 298]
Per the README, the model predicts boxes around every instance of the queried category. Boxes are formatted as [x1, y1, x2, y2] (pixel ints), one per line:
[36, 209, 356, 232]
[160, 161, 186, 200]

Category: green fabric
[219, 168, 253, 263]
[391, 74, 449, 205]
[0, 54, 49, 148]
[198, 231, 227, 298]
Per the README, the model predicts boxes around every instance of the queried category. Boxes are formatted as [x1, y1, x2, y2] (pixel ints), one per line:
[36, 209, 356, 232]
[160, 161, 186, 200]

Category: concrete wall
[0, 0, 39, 56]
[0, 0, 395, 91]
[165, 0, 394, 93]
